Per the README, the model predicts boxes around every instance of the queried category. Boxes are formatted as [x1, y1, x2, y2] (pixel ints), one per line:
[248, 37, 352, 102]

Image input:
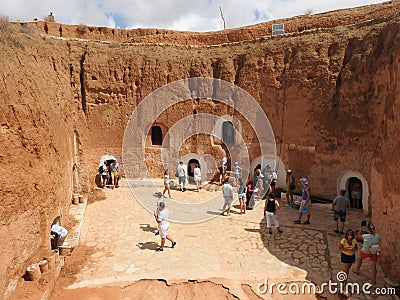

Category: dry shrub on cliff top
[0, 16, 24, 48]
[76, 24, 88, 36]
[19, 23, 40, 35]
[0, 15, 14, 38]
[304, 9, 313, 16]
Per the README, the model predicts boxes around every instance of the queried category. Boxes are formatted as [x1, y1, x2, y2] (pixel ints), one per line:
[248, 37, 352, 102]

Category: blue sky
[0, 0, 388, 32]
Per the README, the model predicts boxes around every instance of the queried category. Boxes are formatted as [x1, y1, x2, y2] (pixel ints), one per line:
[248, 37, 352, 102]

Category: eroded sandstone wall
[1, 2, 400, 297]
[0, 33, 87, 298]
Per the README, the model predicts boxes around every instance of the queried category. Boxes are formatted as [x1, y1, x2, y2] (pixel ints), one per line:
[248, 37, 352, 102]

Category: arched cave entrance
[151, 125, 162, 146]
[347, 177, 363, 209]
[337, 170, 369, 216]
[222, 121, 234, 145]
[187, 158, 200, 184]
[97, 153, 121, 187]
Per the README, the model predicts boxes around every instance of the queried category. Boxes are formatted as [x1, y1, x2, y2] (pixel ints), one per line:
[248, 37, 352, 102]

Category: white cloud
[0, 0, 389, 31]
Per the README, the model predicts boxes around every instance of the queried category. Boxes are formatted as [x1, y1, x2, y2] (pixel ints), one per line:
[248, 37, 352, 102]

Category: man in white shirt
[218, 155, 227, 185]
[176, 161, 186, 192]
[154, 202, 176, 252]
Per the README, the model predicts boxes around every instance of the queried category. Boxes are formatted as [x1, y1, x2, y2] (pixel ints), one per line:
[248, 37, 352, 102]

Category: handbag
[301, 206, 308, 214]
[370, 244, 381, 254]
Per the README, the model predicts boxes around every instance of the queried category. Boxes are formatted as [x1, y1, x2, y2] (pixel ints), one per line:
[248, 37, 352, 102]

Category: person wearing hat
[294, 177, 311, 224]
[286, 169, 295, 206]
[154, 201, 176, 251]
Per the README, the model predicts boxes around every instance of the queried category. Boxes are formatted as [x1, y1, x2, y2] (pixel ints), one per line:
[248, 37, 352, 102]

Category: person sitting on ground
[221, 177, 234, 216]
[51, 222, 68, 248]
[332, 189, 351, 234]
[237, 177, 246, 214]
[353, 223, 380, 285]
[294, 177, 311, 225]
[154, 201, 176, 252]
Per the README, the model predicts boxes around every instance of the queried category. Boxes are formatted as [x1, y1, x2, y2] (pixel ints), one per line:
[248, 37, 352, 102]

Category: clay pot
[38, 260, 48, 273]
[52, 249, 60, 263]
[27, 264, 41, 281]
[58, 246, 71, 256]
[72, 195, 79, 205]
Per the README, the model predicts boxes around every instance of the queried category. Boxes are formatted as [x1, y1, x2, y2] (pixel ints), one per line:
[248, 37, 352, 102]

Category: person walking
[233, 162, 241, 186]
[154, 201, 176, 252]
[237, 177, 246, 214]
[193, 164, 202, 191]
[246, 179, 255, 210]
[100, 162, 109, 188]
[332, 189, 351, 234]
[264, 192, 283, 234]
[339, 229, 358, 286]
[176, 161, 186, 192]
[153, 192, 166, 236]
[353, 223, 380, 285]
[268, 167, 278, 193]
[294, 177, 311, 225]
[218, 155, 227, 185]
[286, 169, 295, 206]
[221, 178, 234, 216]
[162, 170, 172, 198]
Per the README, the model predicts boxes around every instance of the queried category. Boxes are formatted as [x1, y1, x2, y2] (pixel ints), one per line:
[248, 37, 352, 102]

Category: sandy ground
[11, 182, 391, 300]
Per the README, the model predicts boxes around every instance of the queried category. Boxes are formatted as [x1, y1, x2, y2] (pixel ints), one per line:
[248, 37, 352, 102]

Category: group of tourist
[339, 222, 381, 286]
[98, 159, 120, 189]
[331, 188, 381, 286]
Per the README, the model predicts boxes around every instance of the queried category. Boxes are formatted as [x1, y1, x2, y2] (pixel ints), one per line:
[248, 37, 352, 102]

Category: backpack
[266, 199, 276, 213]
[98, 165, 104, 173]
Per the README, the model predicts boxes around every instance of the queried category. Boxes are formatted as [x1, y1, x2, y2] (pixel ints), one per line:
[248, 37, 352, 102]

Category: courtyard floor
[59, 179, 397, 300]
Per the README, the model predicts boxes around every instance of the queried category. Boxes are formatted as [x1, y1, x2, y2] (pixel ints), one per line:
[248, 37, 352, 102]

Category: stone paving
[65, 180, 399, 299]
